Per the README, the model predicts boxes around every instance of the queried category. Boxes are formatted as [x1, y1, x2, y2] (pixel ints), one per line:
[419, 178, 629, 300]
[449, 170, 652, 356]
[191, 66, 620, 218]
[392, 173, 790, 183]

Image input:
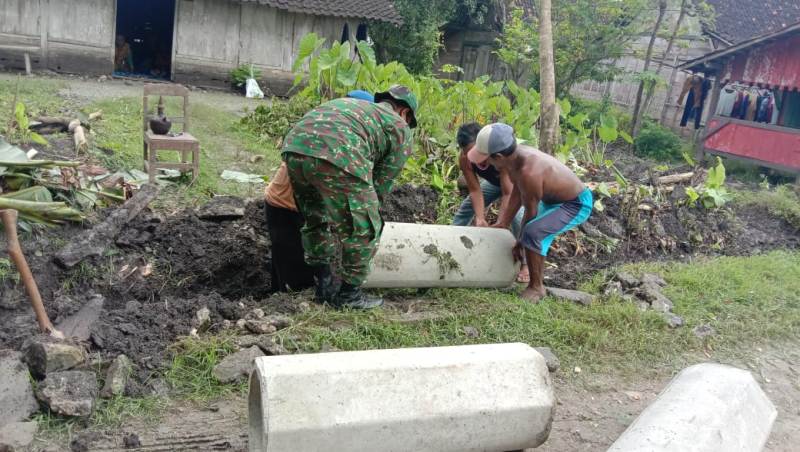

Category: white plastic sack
[246, 78, 264, 99]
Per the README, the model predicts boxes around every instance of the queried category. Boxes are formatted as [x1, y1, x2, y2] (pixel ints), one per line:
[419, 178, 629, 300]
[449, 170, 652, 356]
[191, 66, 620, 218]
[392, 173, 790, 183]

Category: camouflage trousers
[283, 153, 382, 286]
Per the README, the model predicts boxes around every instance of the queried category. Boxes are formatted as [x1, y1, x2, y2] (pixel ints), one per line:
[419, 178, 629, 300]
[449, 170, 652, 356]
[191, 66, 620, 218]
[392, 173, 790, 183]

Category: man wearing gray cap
[468, 123, 593, 303]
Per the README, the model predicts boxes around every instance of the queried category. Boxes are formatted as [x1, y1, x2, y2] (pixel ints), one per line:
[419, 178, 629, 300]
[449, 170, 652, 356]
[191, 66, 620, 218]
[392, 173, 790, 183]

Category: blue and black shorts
[520, 188, 593, 256]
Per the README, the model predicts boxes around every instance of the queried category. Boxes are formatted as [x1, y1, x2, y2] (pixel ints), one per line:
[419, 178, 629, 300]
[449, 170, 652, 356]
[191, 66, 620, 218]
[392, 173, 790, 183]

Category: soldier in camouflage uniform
[282, 85, 418, 309]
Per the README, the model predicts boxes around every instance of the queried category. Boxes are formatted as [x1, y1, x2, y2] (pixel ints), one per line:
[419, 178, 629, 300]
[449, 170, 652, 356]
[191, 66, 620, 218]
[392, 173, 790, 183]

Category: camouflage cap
[374, 85, 418, 128]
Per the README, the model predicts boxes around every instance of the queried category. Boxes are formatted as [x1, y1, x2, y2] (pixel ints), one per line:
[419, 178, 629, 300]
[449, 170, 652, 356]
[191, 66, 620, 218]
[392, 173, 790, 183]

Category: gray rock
[212, 346, 264, 383]
[23, 338, 86, 379]
[147, 378, 170, 397]
[0, 350, 39, 427]
[125, 300, 142, 312]
[579, 222, 605, 238]
[264, 343, 289, 356]
[601, 218, 626, 239]
[641, 273, 667, 287]
[36, 371, 98, 417]
[235, 334, 276, 352]
[194, 307, 211, 331]
[463, 326, 480, 338]
[603, 281, 623, 297]
[266, 315, 292, 330]
[545, 287, 595, 306]
[100, 355, 132, 399]
[235, 319, 247, 330]
[0, 421, 38, 450]
[197, 196, 246, 221]
[56, 295, 104, 342]
[534, 347, 560, 373]
[693, 324, 716, 339]
[636, 301, 650, 312]
[663, 313, 684, 328]
[637, 283, 674, 313]
[250, 308, 265, 319]
[0, 288, 22, 310]
[245, 320, 277, 335]
[319, 344, 341, 353]
[615, 271, 640, 289]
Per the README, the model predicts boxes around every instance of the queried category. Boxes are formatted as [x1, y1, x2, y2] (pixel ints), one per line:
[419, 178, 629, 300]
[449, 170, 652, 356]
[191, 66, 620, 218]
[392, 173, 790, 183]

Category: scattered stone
[222, 319, 233, 329]
[147, 378, 170, 397]
[463, 326, 480, 338]
[194, 307, 211, 331]
[56, 295, 105, 342]
[641, 273, 667, 287]
[545, 287, 595, 306]
[100, 355, 132, 399]
[69, 432, 101, 452]
[0, 350, 39, 427]
[36, 371, 98, 417]
[23, 338, 87, 379]
[636, 301, 650, 312]
[663, 313, 684, 329]
[623, 390, 642, 401]
[235, 319, 247, 330]
[264, 343, 289, 356]
[693, 324, 716, 339]
[123, 433, 141, 449]
[249, 155, 264, 163]
[319, 344, 341, 353]
[534, 347, 560, 373]
[637, 283, 674, 313]
[98, 75, 108, 82]
[125, 300, 142, 312]
[0, 421, 38, 450]
[250, 308, 265, 319]
[266, 315, 292, 330]
[234, 334, 277, 353]
[579, 222, 605, 238]
[298, 302, 311, 312]
[573, 366, 582, 374]
[614, 271, 640, 289]
[0, 289, 22, 310]
[245, 320, 277, 335]
[602, 218, 626, 239]
[197, 196, 246, 221]
[603, 281, 623, 297]
[212, 346, 264, 384]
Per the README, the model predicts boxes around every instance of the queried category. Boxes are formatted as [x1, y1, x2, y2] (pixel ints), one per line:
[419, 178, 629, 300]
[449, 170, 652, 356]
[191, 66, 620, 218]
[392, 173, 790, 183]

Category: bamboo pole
[0, 209, 63, 339]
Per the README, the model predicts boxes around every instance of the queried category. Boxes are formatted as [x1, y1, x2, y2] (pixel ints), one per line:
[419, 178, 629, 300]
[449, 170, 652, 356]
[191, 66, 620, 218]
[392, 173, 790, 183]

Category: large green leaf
[336, 64, 359, 88]
[15, 102, 29, 130]
[0, 137, 29, 176]
[292, 33, 325, 73]
[558, 98, 572, 117]
[706, 156, 726, 189]
[598, 125, 618, 144]
[356, 41, 376, 69]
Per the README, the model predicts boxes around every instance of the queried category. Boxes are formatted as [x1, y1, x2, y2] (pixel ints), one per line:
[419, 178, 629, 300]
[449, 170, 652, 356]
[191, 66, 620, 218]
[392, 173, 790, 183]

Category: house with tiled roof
[704, 0, 800, 47]
[0, 0, 401, 93]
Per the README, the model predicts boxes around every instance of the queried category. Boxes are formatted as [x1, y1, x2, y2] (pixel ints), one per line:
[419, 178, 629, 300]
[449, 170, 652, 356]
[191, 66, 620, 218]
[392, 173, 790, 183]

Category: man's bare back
[511, 144, 585, 207]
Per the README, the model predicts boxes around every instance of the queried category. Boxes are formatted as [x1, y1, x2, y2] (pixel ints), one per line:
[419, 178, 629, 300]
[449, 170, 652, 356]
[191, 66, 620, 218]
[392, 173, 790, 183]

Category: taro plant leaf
[619, 129, 634, 144]
[30, 132, 48, 146]
[567, 113, 588, 131]
[293, 33, 325, 72]
[598, 125, 618, 144]
[706, 156, 726, 189]
[336, 63, 359, 89]
[15, 102, 29, 130]
[593, 199, 605, 212]
[356, 41, 376, 69]
[682, 150, 696, 167]
[685, 186, 700, 206]
[558, 98, 571, 117]
[596, 182, 612, 198]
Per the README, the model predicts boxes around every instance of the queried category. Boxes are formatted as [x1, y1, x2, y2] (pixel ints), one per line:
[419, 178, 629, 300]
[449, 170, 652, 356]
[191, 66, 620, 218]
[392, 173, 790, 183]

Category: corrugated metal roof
[237, 0, 403, 25]
[707, 0, 800, 44]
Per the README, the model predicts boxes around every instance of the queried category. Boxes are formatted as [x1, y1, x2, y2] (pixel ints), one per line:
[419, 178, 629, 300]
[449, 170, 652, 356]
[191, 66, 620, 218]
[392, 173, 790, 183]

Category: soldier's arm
[373, 127, 413, 199]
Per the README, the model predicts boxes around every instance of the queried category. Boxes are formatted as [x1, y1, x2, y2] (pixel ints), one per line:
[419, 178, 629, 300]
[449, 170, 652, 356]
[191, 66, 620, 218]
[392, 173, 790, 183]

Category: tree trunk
[643, 0, 689, 116]
[631, 0, 668, 137]
[538, 0, 558, 154]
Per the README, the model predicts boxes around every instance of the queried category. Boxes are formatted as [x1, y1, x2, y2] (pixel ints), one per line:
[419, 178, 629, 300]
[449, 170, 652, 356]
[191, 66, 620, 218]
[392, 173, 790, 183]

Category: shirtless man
[468, 123, 593, 303]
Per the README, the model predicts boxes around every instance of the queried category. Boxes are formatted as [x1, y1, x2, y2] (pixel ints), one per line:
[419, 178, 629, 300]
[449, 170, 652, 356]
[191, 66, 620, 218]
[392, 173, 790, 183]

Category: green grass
[734, 185, 800, 230]
[164, 335, 248, 402]
[274, 251, 800, 376]
[91, 396, 168, 428]
[88, 96, 280, 206]
[0, 77, 66, 121]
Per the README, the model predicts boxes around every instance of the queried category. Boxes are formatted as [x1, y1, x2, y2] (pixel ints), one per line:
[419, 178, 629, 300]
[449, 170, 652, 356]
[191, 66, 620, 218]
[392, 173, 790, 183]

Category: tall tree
[642, 0, 689, 116]
[538, 0, 558, 154]
[630, 0, 668, 137]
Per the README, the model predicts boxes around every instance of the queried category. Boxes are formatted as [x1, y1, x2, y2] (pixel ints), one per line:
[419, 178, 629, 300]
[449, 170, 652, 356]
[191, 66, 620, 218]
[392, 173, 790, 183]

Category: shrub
[634, 121, 683, 161]
[239, 95, 318, 143]
[230, 64, 262, 88]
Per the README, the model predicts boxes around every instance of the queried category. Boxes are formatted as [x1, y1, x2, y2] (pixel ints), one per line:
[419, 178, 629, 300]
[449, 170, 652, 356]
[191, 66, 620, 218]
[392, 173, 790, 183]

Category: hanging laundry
[715, 85, 738, 117]
[678, 75, 710, 129]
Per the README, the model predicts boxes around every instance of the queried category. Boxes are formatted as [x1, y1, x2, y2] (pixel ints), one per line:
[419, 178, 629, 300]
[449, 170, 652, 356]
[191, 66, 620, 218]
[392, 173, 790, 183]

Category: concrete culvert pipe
[249, 343, 555, 452]
[363, 222, 519, 289]
[607, 363, 777, 452]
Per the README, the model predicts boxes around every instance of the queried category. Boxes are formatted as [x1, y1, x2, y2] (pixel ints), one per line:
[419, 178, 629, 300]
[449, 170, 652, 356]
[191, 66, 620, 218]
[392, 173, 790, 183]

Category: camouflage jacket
[281, 98, 413, 197]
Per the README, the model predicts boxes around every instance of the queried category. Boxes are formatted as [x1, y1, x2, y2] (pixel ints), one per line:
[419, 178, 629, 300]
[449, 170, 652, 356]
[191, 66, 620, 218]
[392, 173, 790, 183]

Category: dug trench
[0, 181, 797, 390]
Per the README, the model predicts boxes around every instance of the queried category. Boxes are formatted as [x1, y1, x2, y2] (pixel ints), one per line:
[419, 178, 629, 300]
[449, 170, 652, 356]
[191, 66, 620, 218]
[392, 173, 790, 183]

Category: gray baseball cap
[467, 123, 516, 164]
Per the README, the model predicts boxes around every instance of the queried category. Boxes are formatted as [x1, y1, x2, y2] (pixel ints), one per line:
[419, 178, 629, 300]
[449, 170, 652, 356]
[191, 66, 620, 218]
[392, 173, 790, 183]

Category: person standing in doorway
[114, 35, 134, 73]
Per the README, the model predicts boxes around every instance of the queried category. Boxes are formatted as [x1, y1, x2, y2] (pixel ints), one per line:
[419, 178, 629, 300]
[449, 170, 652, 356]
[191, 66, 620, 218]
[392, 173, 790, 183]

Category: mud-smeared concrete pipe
[607, 363, 776, 452]
[363, 222, 519, 288]
[249, 343, 555, 452]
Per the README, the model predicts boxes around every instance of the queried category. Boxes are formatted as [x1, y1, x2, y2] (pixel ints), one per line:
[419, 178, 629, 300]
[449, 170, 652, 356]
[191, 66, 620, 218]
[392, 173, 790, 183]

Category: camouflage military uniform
[282, 97, 413, 286]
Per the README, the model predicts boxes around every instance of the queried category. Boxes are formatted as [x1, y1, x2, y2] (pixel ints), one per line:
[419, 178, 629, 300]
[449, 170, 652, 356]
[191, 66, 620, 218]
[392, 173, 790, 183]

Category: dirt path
[39, 343, 798, 452]
[0, 73, 263, 115]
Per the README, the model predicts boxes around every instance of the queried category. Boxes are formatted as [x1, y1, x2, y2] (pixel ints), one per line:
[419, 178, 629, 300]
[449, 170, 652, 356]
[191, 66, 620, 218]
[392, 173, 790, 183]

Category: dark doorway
[114, 0, 176, 80]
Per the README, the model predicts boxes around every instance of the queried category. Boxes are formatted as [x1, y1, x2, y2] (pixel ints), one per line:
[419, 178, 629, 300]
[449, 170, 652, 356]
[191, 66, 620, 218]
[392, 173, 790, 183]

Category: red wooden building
[679, 22, 800, 176]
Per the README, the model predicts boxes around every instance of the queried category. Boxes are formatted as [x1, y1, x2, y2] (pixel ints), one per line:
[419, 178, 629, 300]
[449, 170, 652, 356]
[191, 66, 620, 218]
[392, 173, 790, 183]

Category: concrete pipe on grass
[249, 343, 555, 452]
[363, 222, 519, 289]
[607, 363, 777, 452]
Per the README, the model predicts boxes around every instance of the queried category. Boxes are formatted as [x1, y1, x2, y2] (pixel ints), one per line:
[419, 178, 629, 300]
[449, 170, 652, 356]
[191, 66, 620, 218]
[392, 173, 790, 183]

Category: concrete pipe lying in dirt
[363, 222, 519, 288]
[607, 363, 777, 452]
[249, 343, 555, 452]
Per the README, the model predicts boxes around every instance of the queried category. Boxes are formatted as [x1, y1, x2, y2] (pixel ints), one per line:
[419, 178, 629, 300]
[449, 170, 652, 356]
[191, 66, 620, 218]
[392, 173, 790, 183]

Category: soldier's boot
[313, 265, 338, 304]
[333, 283, 383, 310]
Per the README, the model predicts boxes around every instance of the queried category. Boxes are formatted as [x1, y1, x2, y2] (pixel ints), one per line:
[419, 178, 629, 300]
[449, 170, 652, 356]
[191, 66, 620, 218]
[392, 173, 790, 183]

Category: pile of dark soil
[0, 184, 440, 380]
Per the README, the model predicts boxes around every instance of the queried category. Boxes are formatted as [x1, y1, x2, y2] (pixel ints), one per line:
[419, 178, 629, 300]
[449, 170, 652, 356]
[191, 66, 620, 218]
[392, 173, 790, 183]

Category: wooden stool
[142, 84, 200, 183]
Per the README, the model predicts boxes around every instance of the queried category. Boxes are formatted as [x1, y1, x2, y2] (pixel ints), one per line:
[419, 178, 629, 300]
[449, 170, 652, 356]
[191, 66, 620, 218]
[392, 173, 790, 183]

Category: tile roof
[239, 0, 403, 25]
[706, 0, 800, 44]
